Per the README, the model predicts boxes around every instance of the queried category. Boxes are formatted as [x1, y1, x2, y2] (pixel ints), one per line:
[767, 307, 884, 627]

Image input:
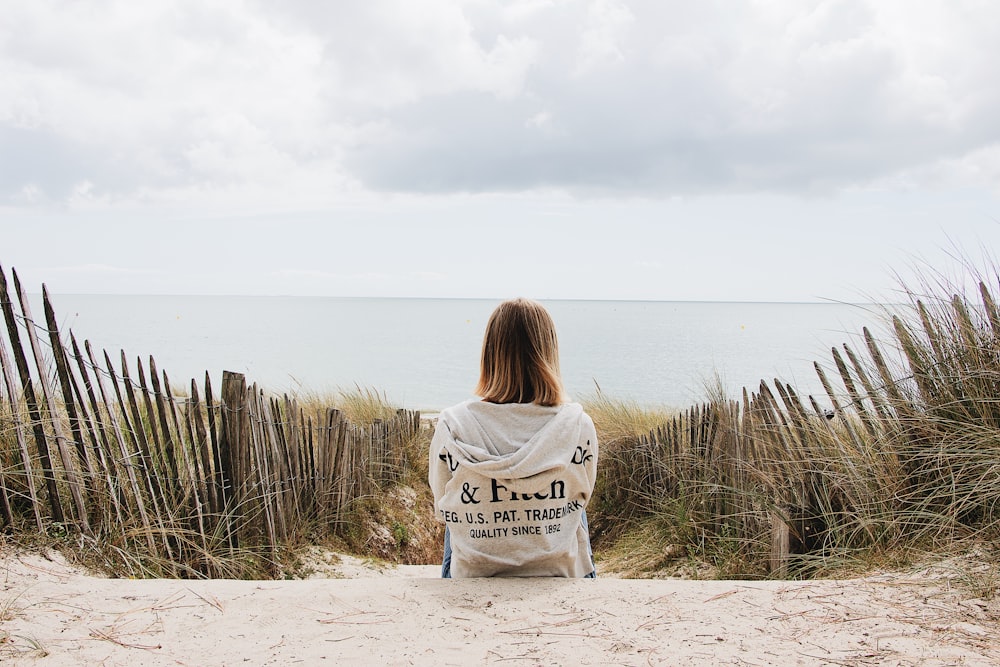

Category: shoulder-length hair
[475, 298, 566, 406]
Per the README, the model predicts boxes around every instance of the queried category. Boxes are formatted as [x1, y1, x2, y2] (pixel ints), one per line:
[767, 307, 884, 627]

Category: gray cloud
[343, 1, 1000, 195]
[2, 0, 999, 205]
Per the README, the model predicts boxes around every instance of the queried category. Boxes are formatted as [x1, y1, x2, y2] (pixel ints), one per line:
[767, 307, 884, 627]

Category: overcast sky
[2, 0, 999, 302]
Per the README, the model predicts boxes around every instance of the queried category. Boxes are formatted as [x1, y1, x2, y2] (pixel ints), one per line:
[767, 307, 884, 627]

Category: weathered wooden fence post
[0, 307, 43, 530]
[219, 370, 247, 545]
[0, 264, 64, 523]
[770, 511, 790, 577]
[14, 274, 92, 536]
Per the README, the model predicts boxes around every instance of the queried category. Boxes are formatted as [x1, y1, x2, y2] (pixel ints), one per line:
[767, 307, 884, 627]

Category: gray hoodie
[429, 399, 599, 578]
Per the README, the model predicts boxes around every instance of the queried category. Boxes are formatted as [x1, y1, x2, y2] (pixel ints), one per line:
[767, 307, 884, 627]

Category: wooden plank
[0, 264, 63, 523]
[273, 396, 300, 527]
[893, 315, 937, 401]
[188, 379, 217, 515]
[863, 326, 905, 403]
[979, 281, 1000, 340]
[283, 395, 306, 516]
[0, 306, 43, 529]
[66, 341, 124, 527]
[317, 410, 332, 514]
[203, 372, 226, 517]
[831, 346, 878, 439]
[842, 343, 895, 427]
[916, 301, 946, 369]
[773, 380, 810, 450]
[0, 448, 12, 526]
[759, 381, 796, 454]
[42, 287, 96, 485]
[116, 350, 168, 509]
[148, 357, 181, 495]
[68, 334, 116, 483]
[951, 295, 980, 358]
[13, 272, 91, 535]
[259, 394, 288, 540]
[135, 358, 170, 496]
[813, 361, 863, 453]
[77, 341, 130, 524]
[103, 348, 180, 570]
[769, 511, 790, 577]
[328, 408, 346, 519]
[808, 394, 837, 436]
[305, 412, 316, 513]
[165, 371, 208, 556]
[249, 386, 277, 549]
[80, 342, 158, 550]
[754, 383, 796, 505]
[219, 371, 246, 511]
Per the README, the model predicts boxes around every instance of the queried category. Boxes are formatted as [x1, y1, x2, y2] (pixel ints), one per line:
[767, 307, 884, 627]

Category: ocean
[40, 295, 889, 412]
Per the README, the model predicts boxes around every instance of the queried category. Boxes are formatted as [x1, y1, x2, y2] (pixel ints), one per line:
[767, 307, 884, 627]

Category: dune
[2, 549, 997, 666]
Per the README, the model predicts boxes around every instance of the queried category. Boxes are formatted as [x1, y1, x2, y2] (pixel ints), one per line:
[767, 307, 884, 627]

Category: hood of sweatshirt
[438, 399, 589, 481]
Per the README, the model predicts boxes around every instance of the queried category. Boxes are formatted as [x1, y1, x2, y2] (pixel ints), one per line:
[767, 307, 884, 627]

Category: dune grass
[4, 260, 1000, 581]
[587, 261, 1000, 579]
[0, 383, 433, 579]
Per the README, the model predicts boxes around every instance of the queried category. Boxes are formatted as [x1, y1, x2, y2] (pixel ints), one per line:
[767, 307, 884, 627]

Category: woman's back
[429, 399, 598, 578]
[428, 297, 598, 578]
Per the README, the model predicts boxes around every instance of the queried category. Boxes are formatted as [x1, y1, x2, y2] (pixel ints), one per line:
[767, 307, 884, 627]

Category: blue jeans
[441, 509, 596, 578]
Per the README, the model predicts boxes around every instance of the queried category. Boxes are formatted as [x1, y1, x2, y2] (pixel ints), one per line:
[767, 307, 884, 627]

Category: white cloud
[574, 0, 634, 76]
[525, 110, 553, 129]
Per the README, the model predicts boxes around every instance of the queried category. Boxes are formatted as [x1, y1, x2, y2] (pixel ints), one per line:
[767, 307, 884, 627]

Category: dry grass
[292, 385, 401, 424]
[6, 260, 1000, 581]
[581, 390, 677, 446]
[588, 259, 1000, 579]
[0, 589, 48, 660]
[0, 378, 432, 579]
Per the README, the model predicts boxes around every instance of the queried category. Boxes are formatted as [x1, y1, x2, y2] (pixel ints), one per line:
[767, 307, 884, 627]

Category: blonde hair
[475, 298, 566, 406]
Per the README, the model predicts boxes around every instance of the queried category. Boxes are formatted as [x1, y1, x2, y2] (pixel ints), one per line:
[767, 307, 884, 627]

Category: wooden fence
[600, 277, 1000, 574]
[0, 264, 421, 576]
[7, 260, 996, 578]
[599, 324, 916, 575]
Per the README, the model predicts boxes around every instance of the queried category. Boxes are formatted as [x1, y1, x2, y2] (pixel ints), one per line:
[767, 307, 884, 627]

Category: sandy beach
[2, 549, 998, 666]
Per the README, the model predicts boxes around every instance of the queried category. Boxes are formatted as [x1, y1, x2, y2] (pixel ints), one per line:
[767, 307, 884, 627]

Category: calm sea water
[39, 295, 889, 412]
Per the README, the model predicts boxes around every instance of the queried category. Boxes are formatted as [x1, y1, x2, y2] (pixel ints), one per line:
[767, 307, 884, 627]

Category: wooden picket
[0, 265, 421, 576]
[597, 324, 911, 576]
[8, 261, 988, 579]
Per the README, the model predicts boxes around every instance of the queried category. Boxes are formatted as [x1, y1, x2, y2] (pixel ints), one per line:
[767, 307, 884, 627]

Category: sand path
[2, 550, 997, 666]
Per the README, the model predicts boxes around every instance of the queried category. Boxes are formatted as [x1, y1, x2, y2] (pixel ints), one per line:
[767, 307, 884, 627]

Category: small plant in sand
[0, 589, 49, 659]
